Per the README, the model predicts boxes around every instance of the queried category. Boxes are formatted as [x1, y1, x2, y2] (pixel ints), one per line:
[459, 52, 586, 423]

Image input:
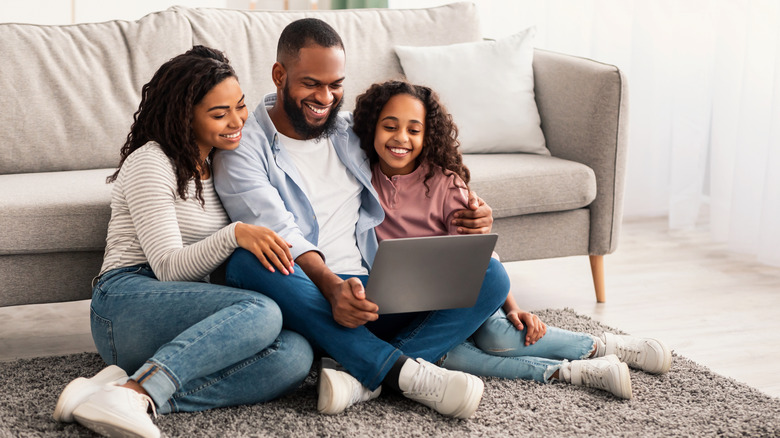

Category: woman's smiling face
[192, 76, 248, 158]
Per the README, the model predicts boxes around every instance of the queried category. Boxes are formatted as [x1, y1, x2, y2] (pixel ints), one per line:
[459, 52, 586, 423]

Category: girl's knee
[472, 316, 524, 353]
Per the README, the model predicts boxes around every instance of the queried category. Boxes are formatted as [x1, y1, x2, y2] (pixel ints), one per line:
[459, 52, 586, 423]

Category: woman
[53, 46, 312, 438]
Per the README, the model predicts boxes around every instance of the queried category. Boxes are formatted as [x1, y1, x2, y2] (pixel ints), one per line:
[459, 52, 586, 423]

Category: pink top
[372, 162, 469, 242]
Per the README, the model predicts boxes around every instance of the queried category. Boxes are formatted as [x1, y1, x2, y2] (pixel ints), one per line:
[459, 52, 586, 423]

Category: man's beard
[282, 84, 343, 140]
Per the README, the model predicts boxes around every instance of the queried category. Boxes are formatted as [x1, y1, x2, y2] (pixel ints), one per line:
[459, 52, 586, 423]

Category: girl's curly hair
[108, 45, 237, 205]
[353, 80, 470, 195]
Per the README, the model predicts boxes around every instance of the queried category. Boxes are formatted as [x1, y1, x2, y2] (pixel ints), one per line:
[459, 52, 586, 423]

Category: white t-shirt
[279, 133, 368, 276]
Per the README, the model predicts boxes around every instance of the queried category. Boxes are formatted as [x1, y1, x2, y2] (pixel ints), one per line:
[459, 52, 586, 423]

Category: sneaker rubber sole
[73, 401, 159, 438]
[318, 366, 346, 414]
[53, 365, 128, 423]
[448, 375, 484, 419]
[611, 360, 633, 400]
[653, 339, 673, 374]
[317, 358, 380, 415]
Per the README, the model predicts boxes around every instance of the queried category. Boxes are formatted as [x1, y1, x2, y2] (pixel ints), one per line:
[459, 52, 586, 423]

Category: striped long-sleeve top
[99, 142, 239, 282]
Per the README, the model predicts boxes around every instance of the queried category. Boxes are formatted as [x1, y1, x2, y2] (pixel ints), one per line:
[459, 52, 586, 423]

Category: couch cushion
[173, 2, 482, 112]
[0, 169, 114, 255]
[464, 154, 597, 219]
[0, 11, 193, 175]
[395, 27, 548, 155]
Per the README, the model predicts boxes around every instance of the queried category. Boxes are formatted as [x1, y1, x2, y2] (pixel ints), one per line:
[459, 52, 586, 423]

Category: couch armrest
[532, 49, 629, 255]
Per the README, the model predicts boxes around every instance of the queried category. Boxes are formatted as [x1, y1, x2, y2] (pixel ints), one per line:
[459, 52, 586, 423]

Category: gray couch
[0, 2, 627, 308]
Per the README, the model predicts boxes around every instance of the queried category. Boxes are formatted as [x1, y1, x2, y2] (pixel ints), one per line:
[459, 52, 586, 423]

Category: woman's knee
[239, 295, 284, 347]
[277, 330, 314, 379]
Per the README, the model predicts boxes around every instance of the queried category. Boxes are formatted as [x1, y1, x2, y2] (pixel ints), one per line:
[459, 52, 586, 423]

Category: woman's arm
[120, 146, 242, 282]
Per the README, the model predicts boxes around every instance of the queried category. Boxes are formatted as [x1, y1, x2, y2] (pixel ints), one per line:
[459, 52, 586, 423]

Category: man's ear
[272, 62, 286, 88]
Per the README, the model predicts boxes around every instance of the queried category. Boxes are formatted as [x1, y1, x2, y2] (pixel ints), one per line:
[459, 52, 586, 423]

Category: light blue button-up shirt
[212, 93, 384, 271]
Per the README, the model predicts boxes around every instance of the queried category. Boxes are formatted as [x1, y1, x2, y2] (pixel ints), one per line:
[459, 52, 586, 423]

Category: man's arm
[212, 125, 318, 261]
[213, 116, 377, 328]
[452, 192, 494, 234]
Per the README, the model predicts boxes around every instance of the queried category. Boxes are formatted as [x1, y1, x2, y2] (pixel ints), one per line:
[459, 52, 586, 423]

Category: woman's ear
[272, 62, 286, 88]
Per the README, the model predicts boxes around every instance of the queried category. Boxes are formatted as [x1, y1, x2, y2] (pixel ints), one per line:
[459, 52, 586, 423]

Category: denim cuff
[131, 360, 178, 412]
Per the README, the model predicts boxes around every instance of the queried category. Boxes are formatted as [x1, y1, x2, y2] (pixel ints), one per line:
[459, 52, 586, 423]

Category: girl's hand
[235, 223, 294, 275]
[507, 310, 547, 346]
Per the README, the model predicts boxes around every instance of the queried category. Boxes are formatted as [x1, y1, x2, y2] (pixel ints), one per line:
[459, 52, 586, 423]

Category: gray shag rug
[2, 308, 778, 437]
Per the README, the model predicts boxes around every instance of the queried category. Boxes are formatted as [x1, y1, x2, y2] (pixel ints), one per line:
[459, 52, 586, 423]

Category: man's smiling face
[278, 44, 346, 140]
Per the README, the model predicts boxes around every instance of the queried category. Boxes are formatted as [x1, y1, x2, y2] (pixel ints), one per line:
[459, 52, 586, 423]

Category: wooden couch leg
[589, 255, 606, 303]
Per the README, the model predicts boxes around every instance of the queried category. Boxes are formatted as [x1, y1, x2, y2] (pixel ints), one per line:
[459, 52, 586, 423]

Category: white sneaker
[399, 358, 484, 419]
[603, 332, 672, 374]
[567, 355, 632, 399]
[53, 365, 129, 423]
[318, 357, 381, 415]
[72, 384, 160, 438]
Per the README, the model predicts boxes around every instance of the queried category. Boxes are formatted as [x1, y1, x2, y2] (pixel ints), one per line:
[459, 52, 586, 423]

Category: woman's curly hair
[353, 80, 470, 195]
[108, 45, 237, 205]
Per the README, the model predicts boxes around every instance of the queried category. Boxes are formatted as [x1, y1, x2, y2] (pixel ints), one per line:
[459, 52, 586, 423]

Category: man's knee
[225, 248, 281, 290]
[225, 248, 254, 278]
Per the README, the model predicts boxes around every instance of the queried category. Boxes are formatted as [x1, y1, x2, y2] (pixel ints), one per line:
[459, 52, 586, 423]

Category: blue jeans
[90, 264, 313, 414]
[440, 313, 596, 383]
[225, 249, 509, 390]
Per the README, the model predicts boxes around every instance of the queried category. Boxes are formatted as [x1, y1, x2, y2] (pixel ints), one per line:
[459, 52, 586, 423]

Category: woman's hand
[234, 222, 294, 275]
[507, 310, 547, 346]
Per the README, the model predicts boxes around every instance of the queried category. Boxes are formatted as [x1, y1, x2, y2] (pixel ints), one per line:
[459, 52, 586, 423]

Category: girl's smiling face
[374, 93, 426, 177]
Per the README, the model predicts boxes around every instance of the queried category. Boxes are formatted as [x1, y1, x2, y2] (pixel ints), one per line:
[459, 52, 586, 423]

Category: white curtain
[460, 0, 780, 267]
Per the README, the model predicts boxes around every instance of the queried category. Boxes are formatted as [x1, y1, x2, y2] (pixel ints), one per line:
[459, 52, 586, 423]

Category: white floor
[1, 216, 779, 398]
[503, 217, 780, 399]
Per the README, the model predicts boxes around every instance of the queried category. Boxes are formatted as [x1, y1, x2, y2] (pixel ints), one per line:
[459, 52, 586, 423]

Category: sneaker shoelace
[580, 365, 610, 391]
[408, 362, 445, 402]
[348, 378, 370, 406]
[614, 343, 642, 366]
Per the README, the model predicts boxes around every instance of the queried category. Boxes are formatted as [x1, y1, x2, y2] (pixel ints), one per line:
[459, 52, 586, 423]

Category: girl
[352, 80, 671, 400]
[53, 46, 313, 438]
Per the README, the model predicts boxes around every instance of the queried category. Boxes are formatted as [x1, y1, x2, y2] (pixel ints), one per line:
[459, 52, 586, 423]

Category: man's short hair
[276, 18, 345, 63]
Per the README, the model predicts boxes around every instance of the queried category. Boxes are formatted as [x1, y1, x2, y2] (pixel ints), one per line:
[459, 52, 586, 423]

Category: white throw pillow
[394, 27, 548, 155]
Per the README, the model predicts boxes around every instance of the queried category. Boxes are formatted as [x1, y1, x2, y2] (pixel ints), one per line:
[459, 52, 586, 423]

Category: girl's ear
[271, 62, 286, 88]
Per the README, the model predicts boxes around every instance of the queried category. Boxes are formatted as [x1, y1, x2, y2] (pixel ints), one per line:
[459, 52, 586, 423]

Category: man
[213, 18, 508, 419]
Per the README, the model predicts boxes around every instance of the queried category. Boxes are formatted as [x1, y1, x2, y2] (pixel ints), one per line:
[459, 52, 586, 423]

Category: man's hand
[507, 310, 547, 346]
[295, 251, 378, 328]
[324, 277, 379, 328]
[453, 191, 493, 234]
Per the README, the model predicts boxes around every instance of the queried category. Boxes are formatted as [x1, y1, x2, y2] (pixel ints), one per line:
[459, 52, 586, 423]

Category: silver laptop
[366, 234, 499, 314]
